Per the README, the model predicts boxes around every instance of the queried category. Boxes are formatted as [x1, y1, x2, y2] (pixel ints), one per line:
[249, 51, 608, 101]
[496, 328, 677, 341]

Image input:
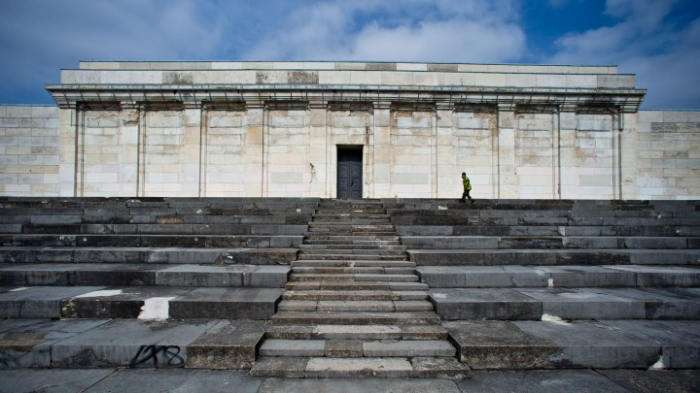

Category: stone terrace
[0, 197, 699, 376]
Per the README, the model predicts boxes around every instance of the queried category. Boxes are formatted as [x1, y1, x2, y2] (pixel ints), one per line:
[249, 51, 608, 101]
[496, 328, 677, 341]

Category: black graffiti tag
[129, 345, 184, 367]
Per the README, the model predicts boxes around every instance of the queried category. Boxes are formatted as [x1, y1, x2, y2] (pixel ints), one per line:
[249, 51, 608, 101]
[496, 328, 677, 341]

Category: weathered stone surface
[259, 339, 325, 357]
[186, 319, 266, 370]
[598, 369, 700, 393]
[410, 356, 471, 379]
[258, 377, 461, 392]
[169, 288, 283, 319]
[363, 340, 455, 357]
[429, 288, 542, 320]
[50, 319, 217, 368]
[514, 320, 660, 369]
[0, 369, 114, 393]
[84, 369, 263, 393]
[305, 357, 414, 378]
[324, 340, 364, 357]
[458, 370, 631, 393]
[444, 321, 559, 370]
[0, 319, 109, 368]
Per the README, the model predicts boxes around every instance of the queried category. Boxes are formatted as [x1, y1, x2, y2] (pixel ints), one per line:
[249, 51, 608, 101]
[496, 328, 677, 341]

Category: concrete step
[270, 311, 442, 325]
[291, 266, 415, 275]
[396, 224, 700, 238]
[264, 324, 448, 340]
[0, 263, 290, 288]
[0, 234, 304, 248]
[0, 247, 299, 265]
[289, 274, 419, 283]
[445, 319, 700, 370]
[282, 290, 428, 301]
[428, 287, 700, 320]
[297, 253, 407, 261]
[303, 236, 401, 246]
[0, 286, 282, 319]
[304, 234, 400, 241]
[0, 318, 266, 369]
[258, 339, 456, 357]
[277, 300, 434, 312]
[249, 356, 470, 379]
[400, 236, 700, 250]
[291, 260, 415, 268]
[407, 249, 700, 266]
[299, 244, 407, 251]
[416, 265, 700, 288]
[285, 282, 429, 291]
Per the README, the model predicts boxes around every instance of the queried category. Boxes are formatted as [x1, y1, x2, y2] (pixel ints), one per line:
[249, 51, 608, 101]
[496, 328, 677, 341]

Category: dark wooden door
[337, 148, 362, 199]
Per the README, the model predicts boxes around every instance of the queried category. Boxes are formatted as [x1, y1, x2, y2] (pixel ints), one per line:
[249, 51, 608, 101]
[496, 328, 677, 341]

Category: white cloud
[548, 0, 699, 108]
[243, 0, 525, 63]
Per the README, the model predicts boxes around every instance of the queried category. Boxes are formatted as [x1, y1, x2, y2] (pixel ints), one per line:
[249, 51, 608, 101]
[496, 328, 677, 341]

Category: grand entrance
[337, 147, 363, 199]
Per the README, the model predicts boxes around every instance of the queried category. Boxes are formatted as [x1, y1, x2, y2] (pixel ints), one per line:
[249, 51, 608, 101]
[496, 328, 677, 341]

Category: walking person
[460, 172, 474, 204]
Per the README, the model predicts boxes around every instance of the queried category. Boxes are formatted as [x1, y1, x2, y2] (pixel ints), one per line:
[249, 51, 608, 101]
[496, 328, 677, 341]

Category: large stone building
[1, 61, 699, 199]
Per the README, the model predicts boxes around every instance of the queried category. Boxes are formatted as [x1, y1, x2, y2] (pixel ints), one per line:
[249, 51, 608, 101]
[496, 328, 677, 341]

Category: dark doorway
[337, 147, 363, 199]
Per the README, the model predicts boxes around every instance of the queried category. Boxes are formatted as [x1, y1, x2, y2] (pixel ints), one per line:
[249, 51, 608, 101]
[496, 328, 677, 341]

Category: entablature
[46, 83, 646, 113]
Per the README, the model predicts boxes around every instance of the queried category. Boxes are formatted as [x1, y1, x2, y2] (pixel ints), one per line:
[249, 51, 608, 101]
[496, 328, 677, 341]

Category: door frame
[336, 145, 363, 199]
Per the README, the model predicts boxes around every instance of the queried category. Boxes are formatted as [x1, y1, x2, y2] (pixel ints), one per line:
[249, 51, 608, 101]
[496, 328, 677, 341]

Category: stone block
[51, 319, 216, 368]
[444, 320, 558, 369]
[429, 288, 542, 320]
[515, 320, 660, 368]
[515, 288, 645, 319]
[169, 288, 283, 319]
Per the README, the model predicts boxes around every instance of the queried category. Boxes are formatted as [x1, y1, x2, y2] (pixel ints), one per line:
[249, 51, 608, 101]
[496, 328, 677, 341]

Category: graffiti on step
[129, 345, 184, 367]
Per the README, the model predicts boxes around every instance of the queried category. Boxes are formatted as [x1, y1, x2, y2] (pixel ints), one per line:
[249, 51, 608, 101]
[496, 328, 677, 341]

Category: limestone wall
[635, 111, 700, 199]
[0, 105, 60, 196]
[2, 105, 698, 200]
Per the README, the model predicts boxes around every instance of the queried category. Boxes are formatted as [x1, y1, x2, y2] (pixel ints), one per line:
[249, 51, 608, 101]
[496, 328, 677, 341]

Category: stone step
[0, 286, 282, 319]
[0, 234, 305, 248]
[396, 225, 700, 238]
[416, 265, 700, 288]
[0, 318, 266, 369]
[285, 282, 429, 291]
[249, 356, 470, 379]
[297, 253, 407, 261]
[264, 324, 448, 340]
[304, 235, 400, 242]
[291, 266, 415, 275]
[303, 239, 401, 246]
[270, 311, 442, 325]
[282, 290, 428, 301]
[291, 260, 416, 268]
[277, 300, 434, 312]
[0, 247, 298, 265]
[400, 236, 700, 250]
[428, 287, 700, 320]
[311, 219, 391, 225]
[3, 223, 309, 235]
[407, 249, 700, 266]
[258, 339, 456, 357]
[299, 245, 407, 253]
[289, 273, 419, 283]
[0, 263, 290, 288]
[445, 319, 700, 370]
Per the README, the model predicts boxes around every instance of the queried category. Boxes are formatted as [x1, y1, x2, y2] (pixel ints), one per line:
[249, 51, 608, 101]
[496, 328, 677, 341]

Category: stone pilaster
[244, 101, 265, 197]
[558, 105, 577, 199]
[372, 102, 392, 198]
[620, 112, 639, 199]
[497, 103, 517, 198]
[58, 107, 77, 196]
[435, 102, 455, 198]
[309, 101, 328, 197]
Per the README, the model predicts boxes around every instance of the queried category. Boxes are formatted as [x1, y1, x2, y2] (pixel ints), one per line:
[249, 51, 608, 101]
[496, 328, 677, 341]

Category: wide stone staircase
[0, 197, 699, 379]
[249, 199, 470, 378]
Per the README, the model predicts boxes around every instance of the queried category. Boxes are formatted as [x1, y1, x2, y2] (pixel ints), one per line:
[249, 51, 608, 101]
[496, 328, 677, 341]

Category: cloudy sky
[1, 0, 699, 109]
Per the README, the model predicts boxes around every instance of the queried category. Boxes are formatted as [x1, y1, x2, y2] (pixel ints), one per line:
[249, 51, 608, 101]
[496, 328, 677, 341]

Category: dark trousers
[461, 189, 472, 202]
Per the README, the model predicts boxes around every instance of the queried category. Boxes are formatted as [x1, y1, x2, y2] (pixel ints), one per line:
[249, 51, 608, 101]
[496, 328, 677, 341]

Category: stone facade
[1, 61, 698, 199]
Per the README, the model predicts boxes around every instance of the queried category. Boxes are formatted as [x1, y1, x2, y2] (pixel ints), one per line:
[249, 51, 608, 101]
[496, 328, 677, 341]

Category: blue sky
[1, 0, 699, 109]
